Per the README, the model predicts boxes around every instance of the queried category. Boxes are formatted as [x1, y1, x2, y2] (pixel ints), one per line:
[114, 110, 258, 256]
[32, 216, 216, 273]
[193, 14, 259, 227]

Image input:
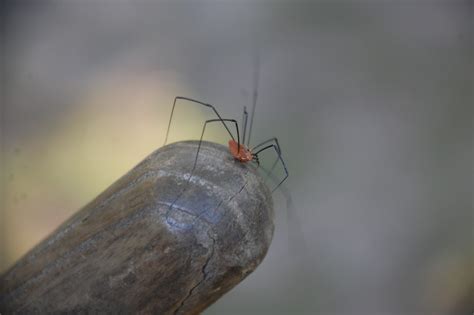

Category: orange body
[228, 140, 253, 163]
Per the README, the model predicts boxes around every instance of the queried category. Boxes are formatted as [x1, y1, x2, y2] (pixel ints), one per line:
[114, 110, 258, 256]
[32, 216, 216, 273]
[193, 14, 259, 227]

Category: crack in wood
[173, 231, 216, 315]
[172, 178, 249, 315]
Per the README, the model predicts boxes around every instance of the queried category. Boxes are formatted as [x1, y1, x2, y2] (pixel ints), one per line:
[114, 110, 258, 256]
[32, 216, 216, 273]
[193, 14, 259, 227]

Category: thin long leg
[164, 96, 235, 145]
[252, 138, 283, 167]
[252, 153, 260, 166]
[241, 106, 248, 146]
[252, 137, 281, 154]
[253, 144, 289, 192]
[247, 52, 260, 147]
[251, 159, 310, 285]
[252, 138, 281, 175]
[166, 118, 240, 225]
[192, 118, 240, 173]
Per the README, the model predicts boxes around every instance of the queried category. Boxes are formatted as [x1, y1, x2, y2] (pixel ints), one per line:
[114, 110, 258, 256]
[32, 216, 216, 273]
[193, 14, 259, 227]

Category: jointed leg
[166, 118, 240, 224]
[253, 143, 288, 192]
[252, 153, 260, 166]
[164, 96, 235, 145]
[241, 106, 248, 146]
[252, 137, 282, 174]
[252, 137, 282, 154]
[191, 118, 240, 173]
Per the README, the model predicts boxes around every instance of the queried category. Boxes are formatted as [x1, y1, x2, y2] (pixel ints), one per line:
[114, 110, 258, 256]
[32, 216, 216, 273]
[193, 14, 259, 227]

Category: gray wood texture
[0, 141, 274, 314]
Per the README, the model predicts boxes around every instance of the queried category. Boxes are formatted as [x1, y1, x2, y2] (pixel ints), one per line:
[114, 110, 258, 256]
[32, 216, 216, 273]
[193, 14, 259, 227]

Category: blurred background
[1, 1, 472, 314]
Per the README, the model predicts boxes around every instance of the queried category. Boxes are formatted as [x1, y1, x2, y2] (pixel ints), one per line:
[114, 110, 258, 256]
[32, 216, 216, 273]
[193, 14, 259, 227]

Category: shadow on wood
[0, 141, 274, 314]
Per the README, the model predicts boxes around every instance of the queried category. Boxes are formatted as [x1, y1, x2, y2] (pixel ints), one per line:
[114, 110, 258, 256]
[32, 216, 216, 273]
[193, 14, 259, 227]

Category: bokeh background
[1, 1, 472, 314]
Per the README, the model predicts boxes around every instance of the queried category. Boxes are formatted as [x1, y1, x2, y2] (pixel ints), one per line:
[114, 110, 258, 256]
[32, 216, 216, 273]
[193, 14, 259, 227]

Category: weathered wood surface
[0, 141, 274, 314]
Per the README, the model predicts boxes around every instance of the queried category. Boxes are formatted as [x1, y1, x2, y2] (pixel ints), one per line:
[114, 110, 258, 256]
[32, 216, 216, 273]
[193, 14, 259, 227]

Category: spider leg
[247, 51, 260, 148]
[251, 137, 281, 154]
[252, 153, 260, 166]
[192, 118, 240, 173]
[253, 143, 289, 192]
[252, 137, 282, 174]
[164, 96, 235, 146]
[166, 118, 240, 225]
[241, 106, 248, 146]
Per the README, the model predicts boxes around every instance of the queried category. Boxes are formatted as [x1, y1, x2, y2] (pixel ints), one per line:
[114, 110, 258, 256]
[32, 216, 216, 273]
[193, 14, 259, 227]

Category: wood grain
[0, 141, 274, 314]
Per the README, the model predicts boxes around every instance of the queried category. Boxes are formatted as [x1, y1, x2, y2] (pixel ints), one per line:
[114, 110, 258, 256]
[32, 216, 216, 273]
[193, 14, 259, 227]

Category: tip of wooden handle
[1, 140, 274, 314]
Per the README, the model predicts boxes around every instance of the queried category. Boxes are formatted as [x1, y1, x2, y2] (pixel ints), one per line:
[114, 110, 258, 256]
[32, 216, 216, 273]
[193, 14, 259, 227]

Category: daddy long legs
[163, 96, 289, 192]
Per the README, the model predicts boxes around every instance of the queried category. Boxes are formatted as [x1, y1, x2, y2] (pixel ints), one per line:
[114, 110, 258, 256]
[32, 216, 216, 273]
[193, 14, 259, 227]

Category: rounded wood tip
[1, 141, 274, 314]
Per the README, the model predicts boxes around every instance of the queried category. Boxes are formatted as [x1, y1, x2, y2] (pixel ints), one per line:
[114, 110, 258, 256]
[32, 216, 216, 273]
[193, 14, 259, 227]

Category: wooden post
[0, 141, 274, 314]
